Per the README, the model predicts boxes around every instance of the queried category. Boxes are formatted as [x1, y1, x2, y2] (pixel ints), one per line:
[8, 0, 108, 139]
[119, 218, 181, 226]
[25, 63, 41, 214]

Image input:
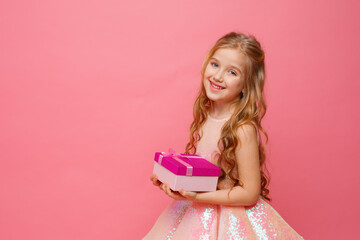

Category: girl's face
[203, 48, 246, 106]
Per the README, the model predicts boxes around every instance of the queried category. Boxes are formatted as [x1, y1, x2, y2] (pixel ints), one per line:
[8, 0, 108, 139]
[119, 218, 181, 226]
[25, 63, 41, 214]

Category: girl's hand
[150, 174, 162, 187]
[160, 183, 198, 201]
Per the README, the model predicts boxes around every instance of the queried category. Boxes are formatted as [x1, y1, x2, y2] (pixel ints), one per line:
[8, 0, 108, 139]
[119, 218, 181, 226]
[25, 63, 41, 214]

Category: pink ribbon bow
[159, 148, 196, 176]
[162, 148, 182, 157]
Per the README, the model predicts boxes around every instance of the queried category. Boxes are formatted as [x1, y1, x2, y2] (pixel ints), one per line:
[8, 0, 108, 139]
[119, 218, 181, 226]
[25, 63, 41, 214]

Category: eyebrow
[210, 57, 243, 74]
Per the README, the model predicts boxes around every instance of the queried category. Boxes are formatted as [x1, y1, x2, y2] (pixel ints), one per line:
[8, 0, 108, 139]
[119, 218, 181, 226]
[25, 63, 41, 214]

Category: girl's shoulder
[237, 121, 260, 145]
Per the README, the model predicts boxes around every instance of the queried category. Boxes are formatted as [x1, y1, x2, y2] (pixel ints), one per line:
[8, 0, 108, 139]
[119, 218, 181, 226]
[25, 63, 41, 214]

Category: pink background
[1, 0, 359, 239]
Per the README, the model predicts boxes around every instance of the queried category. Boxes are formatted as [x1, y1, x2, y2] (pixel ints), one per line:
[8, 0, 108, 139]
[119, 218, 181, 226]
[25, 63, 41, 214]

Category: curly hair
[184, 32, 271, 202]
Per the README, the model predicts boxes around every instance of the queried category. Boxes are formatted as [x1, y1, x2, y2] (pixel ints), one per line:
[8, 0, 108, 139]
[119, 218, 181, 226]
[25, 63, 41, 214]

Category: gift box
[153, 148, 221, 192]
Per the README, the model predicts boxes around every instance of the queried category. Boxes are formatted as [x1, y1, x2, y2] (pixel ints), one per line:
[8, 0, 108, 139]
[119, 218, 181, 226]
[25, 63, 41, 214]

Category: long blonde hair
[185, 32, 271, 202]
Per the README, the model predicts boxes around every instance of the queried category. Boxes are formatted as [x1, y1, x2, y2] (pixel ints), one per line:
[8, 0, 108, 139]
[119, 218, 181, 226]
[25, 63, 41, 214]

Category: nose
[213, 69, 224, 82]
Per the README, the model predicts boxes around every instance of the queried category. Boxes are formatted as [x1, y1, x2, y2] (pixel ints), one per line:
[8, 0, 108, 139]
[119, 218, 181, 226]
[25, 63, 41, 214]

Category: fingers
[162, 183, 174, 195]
[160, 183, 184, 200]
[178, 188, 197, 200]
[155, 181, 191, 201]
[150, 174, 157, 182]
[151, 174, 158, 185]
[150, 174, 161, 186]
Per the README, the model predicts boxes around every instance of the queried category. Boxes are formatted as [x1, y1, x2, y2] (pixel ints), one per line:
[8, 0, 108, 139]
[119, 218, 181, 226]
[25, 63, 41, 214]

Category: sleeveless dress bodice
[196, 114, 260, 190]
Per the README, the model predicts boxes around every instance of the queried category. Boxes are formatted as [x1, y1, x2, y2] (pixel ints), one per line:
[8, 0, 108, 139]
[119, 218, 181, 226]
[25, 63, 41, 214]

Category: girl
[144, 32, 304, 240]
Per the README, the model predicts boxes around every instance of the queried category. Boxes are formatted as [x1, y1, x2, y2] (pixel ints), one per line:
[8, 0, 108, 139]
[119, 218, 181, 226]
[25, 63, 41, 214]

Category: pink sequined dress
[143, 114, 304, 240]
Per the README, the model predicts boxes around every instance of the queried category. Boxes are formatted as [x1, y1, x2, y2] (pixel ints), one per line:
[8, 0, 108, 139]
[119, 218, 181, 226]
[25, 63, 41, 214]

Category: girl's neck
[210, 101, 235, 119]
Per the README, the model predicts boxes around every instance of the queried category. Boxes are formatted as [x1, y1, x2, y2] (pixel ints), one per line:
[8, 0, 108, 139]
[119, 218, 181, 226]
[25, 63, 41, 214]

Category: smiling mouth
[210, 80, 225, 90]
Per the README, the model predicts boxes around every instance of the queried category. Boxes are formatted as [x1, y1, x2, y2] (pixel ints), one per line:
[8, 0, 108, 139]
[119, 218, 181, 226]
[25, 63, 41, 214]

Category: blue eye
[230, 70, 237, 76]
[211, 62, 218, 67]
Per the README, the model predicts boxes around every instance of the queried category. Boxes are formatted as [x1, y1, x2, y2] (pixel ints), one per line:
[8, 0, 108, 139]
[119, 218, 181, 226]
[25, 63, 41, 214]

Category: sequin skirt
[143, 197, 304, 240]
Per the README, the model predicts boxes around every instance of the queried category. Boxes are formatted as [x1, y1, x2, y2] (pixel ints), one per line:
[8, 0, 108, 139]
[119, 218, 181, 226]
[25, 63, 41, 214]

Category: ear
[240, 91, 245, 98]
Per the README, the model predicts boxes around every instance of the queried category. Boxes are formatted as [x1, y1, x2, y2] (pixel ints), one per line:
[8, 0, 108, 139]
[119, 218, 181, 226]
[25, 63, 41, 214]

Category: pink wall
[1, 0, 359, 239]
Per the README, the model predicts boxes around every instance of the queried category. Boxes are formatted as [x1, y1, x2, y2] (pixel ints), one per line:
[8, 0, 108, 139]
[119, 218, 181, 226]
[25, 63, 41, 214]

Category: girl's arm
[159, 124, 262, 206]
